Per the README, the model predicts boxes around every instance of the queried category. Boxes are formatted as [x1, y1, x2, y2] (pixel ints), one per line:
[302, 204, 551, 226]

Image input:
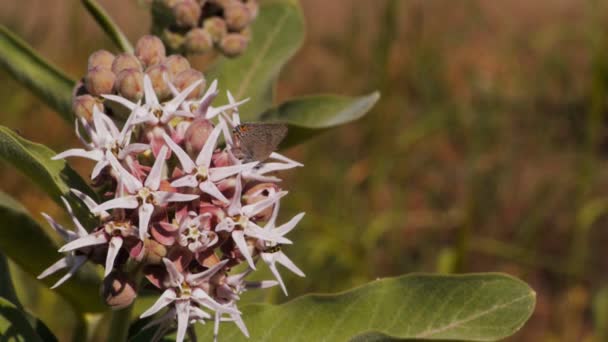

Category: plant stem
[107, 304, 134, 342]
[72, 314, 88, 342]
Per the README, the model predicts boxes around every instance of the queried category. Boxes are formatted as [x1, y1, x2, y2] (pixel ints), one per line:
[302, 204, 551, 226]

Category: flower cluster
[151, 0, 258, 57]
[74, 35, 206, 123]
[40, 66, 304, 341]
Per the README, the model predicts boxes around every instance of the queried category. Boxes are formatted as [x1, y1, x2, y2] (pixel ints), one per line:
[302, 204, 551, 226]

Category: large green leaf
[0, 126, 96, 224]
[191, 273, 534, 342]
[0, 297, 44, 342]
[82, 0, 133, 53]
[0, 191, 104, 313]
[260, 92, 380, 148]
[0, 25, 75, 124]
[0, 252, 21, 308]
[208, 0, 305, 119]
[0, 253, 58, 341]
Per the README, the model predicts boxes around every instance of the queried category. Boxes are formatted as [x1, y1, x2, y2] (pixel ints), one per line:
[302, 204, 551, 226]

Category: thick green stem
[107, 304, 134, 342]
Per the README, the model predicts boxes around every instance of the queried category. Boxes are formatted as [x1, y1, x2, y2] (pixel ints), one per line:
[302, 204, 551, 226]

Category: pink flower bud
[203, 17, 228, 43]
[244, 0, 259, 19]
[143, 239, 168, 265]
[243, 183, 280, 221]
[163, 54, 191, 80]
[173, 68, 206, 100]
[185, 28, 214, 54]
[101, 272, 137, 310]
[219, 33, 249, 58]
[173, 0, 202, 28]
[72, 94, 101, 123]
[115, 69, 144, 101]
[196, 251, 221, 269]
[85, 67, 116, 96]
[162, 29, 186, 51]
[212, 150, 233, 167]
[224, 1, 252, 31]
[184, 118, 214, 157]
[111, 53, 142, 75]
[135, 35, 167, 67]
[146, 64, 172, 100]
[87, 50, 115, 71]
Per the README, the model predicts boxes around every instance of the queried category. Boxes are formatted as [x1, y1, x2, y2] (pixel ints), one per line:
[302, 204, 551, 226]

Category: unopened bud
[173, 0, 202, 28]
[87, 50, 115, 71]
[219, 33, 249, 57]
[185, 28, 214, 54]
[184, 118, 214, 157]
[243, 183, 280, 221]
[163, 54, 191, 79]
[111, 53, 142, 74]
[224, 1, 252, 31]
[162, 0, 181, 7]
[146, 64, 172, 101]
[244, 0, 259, 19]
[72, 95, 102, 123]
[135, 35, 167, 67]
[173, 68, 205, 99]
[85, 67, 116, 96]
[162, 29, 186, 51]
[203, 17, 228, 43]
[115, 69, 144, 101]
[101, 272, 137, 310]
[144, 239, 168, 265]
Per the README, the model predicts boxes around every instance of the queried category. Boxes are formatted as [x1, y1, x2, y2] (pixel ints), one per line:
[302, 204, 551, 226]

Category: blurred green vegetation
[2, 0, 608, 341]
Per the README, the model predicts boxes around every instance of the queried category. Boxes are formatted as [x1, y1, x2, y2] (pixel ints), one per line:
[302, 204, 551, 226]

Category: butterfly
[232, 122, 288, 162]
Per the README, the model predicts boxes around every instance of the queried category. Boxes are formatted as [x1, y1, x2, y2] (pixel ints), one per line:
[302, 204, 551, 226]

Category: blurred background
[2, 0, 608, 341]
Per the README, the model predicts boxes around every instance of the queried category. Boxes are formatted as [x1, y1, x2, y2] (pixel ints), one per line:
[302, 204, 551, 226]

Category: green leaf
[0, 254, 58, 341]
[0, 252, 21, 308]
[0, 25, 75, 124]
[194, 273, 535, 342]
[0, 205, 102, 313]
[0, 125, 96, 224]
[0, 191, 104, 313]
[260, 92, 380, 148]
[208, 0, 304, 119]
[81, 0, 133, 53]
[0, 297, 44, 342]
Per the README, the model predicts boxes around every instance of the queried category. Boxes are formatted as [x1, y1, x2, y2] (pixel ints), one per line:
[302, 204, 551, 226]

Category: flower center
[177, 282, 192, 298]
[195, 166, 208, 182]
[137, 187, 155, 204]
[104, 221, 133, 237]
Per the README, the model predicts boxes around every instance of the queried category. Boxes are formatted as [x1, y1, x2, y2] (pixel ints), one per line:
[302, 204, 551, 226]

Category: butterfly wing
[234, 123, 288, 162]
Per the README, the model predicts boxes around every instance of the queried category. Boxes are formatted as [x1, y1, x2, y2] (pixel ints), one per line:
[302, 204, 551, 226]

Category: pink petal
[171, 175, 198, 188]
[145, 146, 168, 190]
[50, 256, 87, 289]
[104, 237, 123, 277]
[53, 148, 103, 161]
[91, 160, 109, 179]
[140, 289, 177, 318]
[143, 74, 159, 107]
[94, 196, 138, 213]
[200, 181, 229, 203]
[175, 301, 190, 342]
[195, 123, 223, 167]
[107, 152, 142, 192]
[139, 203, 154, 240]
[162, 258, 184, 287]
[232, 230, 255, 270]
[59, 233, 107, 253]
[155, 191, 199, 204]
[208, 162, 257, 182]
[162, 133, 196, 173]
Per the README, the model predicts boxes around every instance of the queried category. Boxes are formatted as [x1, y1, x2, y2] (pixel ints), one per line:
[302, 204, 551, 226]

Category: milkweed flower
[41, 53, 304, 341]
